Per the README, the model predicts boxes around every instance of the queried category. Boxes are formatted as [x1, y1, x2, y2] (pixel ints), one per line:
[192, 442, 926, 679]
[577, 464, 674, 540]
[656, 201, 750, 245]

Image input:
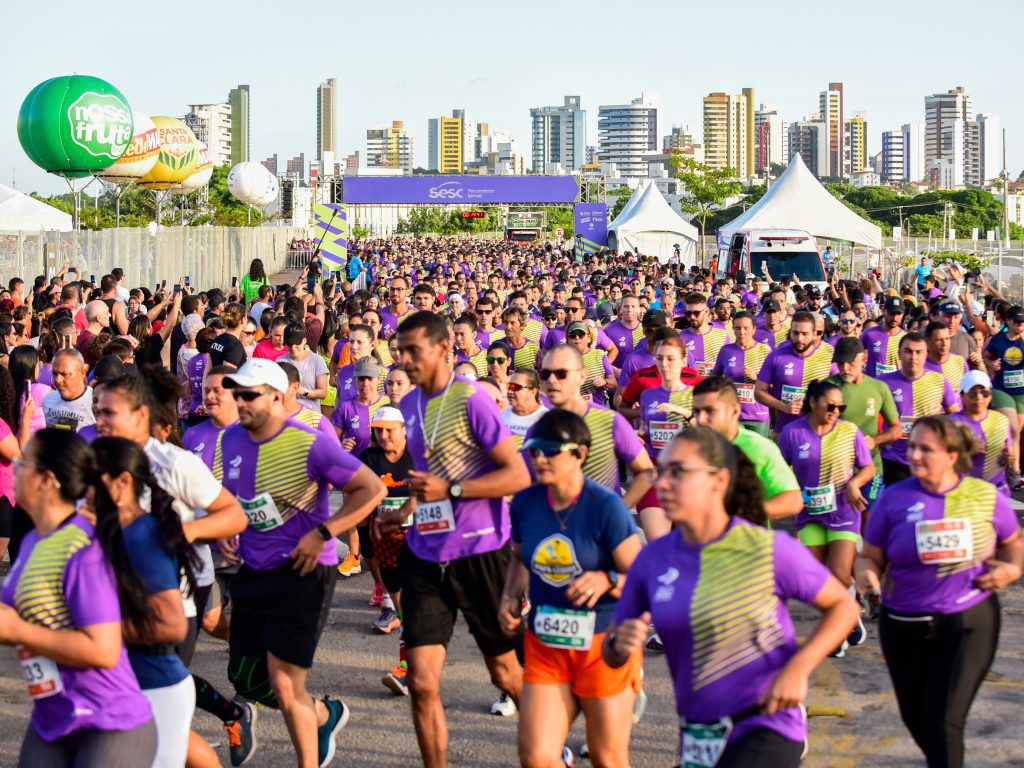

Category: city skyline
[4, 0, 1022, 195]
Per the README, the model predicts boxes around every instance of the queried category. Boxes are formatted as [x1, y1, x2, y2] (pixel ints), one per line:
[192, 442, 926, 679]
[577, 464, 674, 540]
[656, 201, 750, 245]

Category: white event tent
[0, 184, 72, 231]
[608, 180, 699, 264]
[718, 154, 882, 249]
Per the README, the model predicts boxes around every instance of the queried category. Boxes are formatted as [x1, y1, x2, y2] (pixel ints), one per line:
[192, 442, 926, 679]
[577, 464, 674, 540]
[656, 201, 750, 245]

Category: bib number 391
[18, 646, 62, 700]
[415, 499, 455, 535]
[681, 719, 733, 768]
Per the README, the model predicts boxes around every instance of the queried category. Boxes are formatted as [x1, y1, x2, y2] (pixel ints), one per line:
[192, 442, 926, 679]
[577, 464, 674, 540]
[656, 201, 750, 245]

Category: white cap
[960, 369, 993, 394]
[370, 406, 405, 428]
[223, 358, 289, 394]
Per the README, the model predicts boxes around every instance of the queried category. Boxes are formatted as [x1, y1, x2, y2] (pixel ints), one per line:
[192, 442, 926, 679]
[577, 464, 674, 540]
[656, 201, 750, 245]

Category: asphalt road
[0, 519, 1023, 767]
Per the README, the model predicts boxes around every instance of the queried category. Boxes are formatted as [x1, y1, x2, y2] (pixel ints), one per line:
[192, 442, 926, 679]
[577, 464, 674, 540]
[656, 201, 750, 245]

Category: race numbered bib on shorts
[18, 646, 62, 700]
[649, 421, 682, 449]
[736, 384, 755, 404]
[380, 496, 413, 527]
[875, 363, 897, 376]
[900, 416, 917, 439]
[241, 493, 285, 532]
[915, 518, 974, 565]
[533, 605, 596, 650]
[681, 719, 733, 768]
[781, 385, 805, 403]
[803, 484, 837, 515]
[1004, 370, 1024, 388]
[415, 499, 455, 534]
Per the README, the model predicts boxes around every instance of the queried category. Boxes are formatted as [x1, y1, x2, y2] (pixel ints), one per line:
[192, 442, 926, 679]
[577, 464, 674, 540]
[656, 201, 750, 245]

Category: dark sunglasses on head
[539, 368, 576, 381]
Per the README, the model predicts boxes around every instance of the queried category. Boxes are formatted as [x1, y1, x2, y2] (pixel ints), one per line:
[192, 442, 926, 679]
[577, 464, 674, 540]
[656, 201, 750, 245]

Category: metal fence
[0, 226, 311, 290]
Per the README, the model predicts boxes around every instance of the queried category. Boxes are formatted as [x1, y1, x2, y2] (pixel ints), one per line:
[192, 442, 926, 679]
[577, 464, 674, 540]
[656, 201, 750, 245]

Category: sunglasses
[506, 382, 534, 393]
[965, 388, 992, 398]
[526, 440, 581, 458]
[567, 306, 583, 313]
[539, 368, 578, 381]
[486, 357, 507, 365]
[824, 403, 847, 413]
[840, 319, 859, 325]
[567, 331, 588, 340]
[684, 310, 704, 317]
[232, 389, 272, 402]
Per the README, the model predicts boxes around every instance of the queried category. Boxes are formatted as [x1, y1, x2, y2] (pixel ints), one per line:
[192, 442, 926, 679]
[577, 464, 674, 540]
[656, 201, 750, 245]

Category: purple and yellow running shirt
[879, 370, 958, 465]
[220, 419, 363, 571]
[952, 411, 1012, 494]
[862, 326, 906, 378]
[756, 341, 837, 430]
[680, 326, 731, 378]
[713, 342, 772, 423]
[182, 419, 229, 480]
[606, 319, 644, 365]
[865, 476, 1019, 614]
[925, 353, 968, 394]
[615, 519, 831, 748]
[778, 417, 873, 531]
[639, 386, 694, 458]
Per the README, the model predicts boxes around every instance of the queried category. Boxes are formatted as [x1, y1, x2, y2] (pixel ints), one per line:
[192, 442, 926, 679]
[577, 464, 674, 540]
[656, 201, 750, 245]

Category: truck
[716, 228, 827, 292]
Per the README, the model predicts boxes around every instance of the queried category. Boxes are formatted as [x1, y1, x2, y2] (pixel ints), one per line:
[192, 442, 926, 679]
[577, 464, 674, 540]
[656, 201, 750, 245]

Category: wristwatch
[607, 570, 620, 589]
[449, 482, 463, 499]
[316, 524, 333, 541]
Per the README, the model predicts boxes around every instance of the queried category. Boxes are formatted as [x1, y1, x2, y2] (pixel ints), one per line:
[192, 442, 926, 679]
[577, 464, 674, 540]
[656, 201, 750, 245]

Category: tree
[609, 188, 632, 220]
[670, 153, 742, 262]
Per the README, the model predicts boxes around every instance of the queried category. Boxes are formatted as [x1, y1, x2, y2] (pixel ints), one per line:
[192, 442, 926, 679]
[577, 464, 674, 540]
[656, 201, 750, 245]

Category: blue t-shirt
[122, 515, 190, 690]
[510, 478, 637, 635]
[985, 331, 1024, 393]
[914, 264, 932, 285]
[347, 255, 364, 280]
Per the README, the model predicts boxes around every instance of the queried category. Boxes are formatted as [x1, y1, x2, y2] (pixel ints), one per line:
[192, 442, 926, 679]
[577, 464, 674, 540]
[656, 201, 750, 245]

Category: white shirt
[501, 406, 549, 441]
[41, 387, 95, 432]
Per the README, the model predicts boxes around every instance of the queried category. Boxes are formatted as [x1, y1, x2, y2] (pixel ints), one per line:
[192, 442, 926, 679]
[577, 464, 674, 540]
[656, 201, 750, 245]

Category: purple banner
[343, 175, 579, 204]
[574, 203, 608, 260]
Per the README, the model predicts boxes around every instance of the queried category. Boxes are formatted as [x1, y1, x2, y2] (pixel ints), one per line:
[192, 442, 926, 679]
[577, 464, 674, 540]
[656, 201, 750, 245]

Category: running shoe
[847, 616, 868, 647]
[382, 661, 409, 696]
[336, 553, 362, 577]
[562, 745, 574, 767]
[317, 697, 350, 768]
[579, 742, 589, 758]
[829, 640, 849, 659]
[373, 607, 401, 634]
[223, 700, 258, 767]
[369, 582, 385, 607]
[489, 692, 517, 716]
[645, 633, 665, 653]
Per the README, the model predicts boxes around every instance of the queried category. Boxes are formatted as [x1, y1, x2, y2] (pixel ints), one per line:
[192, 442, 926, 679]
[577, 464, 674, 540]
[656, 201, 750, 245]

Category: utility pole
[1000, 127, 1009, 290]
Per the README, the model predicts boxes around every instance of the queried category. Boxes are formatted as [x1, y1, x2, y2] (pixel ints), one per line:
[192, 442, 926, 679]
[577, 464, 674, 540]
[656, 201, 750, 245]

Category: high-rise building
[845, 112, 868, 174]
[597, 93, 658, 178]
[753, 104, 786, 174]
[228, 84, 250, 165]
[183, 103, 232, 166]
[966, 113, 1002, 188]
[450, 109, 473, 167]
[819, 82, 844, 177]
[316, 78, 338, 164]
[788, 119, 829, 178]
[882, 123, 924, 183]
[925, 86, 972, 166]
[287, 153, 305, 177]
[427, 113, 464, 173]
[366, 120, 415, 174]
[261, 154, 278, 176]
[530, 95, 586, 173]
[702, 88, 754, 177]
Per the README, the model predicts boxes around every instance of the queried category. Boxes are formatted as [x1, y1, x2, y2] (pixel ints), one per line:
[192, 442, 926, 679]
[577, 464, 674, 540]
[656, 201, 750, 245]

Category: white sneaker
[489, 692, 516, 716]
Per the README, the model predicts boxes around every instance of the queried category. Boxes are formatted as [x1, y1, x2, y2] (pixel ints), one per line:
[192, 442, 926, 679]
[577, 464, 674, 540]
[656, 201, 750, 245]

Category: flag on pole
[313, 202, 348, 270]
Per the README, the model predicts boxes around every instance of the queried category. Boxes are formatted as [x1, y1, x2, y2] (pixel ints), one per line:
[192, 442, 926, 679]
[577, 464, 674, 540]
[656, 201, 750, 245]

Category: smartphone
[162, 279, 167, 288]
[306, 274, 315, 295]
[333, 270, 341, 282]
[90, 274, 95, 284]
[173, 284, 181, 295]
[231, 276, 238, 288]
[184, 276, 190, 287]
[155, 283, 160, 293]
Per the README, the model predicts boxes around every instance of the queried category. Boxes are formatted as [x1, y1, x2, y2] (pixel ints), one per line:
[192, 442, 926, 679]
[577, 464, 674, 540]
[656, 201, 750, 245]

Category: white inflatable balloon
[95, 111, 159, 183]
[170, 142, 213, 195]
[227, 161, 278, 207]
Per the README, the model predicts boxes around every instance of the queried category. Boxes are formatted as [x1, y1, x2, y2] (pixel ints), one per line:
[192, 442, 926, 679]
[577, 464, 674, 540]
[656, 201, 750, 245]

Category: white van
[716, 229, 827, 293]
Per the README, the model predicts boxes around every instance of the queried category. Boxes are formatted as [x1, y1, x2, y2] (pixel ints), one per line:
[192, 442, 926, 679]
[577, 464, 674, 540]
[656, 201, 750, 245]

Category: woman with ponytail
[0, 429, 157, 766]
[857, 415, 1023, 768]
[604, 426, 859, 768]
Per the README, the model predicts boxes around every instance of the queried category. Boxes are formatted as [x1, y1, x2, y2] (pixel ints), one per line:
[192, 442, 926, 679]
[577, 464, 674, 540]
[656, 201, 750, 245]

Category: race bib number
[650, 421, 682, 449]
[1004, 370, 1024, 388]
[803, 484, 837, 515]
[241, 493, 285, 532]
[380, 496, 413, 528]
[875, 363, 897, 376]
[681, 719, 733, 768]
[696, 361, 714, 377]
[900, 416, 917, 439]
[533, 606, 596, 650]
[736, 384, 755, 404]
[781, 385, 805, 404]
[415, 499, 455, 535]
[915, 519, 974, 564]
[18, 646, 62, 700]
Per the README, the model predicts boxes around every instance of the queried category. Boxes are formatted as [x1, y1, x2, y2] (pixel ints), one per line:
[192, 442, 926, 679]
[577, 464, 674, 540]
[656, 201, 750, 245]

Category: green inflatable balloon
[17, 75, 133, 179]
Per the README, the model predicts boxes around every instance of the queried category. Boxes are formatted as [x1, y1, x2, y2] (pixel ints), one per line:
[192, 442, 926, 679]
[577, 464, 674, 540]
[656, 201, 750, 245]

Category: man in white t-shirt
[41, 349, 95, 432]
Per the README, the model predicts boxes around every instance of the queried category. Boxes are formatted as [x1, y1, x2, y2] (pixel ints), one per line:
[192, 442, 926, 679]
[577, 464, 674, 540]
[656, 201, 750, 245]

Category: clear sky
[6, 0, 1021, 195]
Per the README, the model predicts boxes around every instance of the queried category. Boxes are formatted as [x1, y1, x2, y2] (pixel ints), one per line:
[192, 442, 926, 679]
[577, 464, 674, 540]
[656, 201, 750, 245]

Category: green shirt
[732, 425, 800, 500]
[239, 273, 269, 305]
[826, 373, 899, 472]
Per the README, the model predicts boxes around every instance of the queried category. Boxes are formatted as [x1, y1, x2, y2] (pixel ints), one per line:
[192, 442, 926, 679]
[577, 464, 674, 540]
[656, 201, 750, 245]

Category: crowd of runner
[0, 239, 1020, 768]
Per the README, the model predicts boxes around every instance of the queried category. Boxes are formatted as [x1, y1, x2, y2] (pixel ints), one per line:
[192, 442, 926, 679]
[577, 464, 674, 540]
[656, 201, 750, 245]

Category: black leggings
[19, 719, 157, 768]
[879, 595, 1000, 768]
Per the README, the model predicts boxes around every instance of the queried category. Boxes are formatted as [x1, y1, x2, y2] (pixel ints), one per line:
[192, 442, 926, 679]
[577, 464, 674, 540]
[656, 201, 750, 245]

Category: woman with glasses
[500, 410, 642, 768]
[565, 323, 615, 406]
[778, 379, 875, 656]
[953, 370, 1012, 495]
[334, 324, 384, 402]
[857, 416, 1022, 768]
[487, 340, 514, 401]
[501, 369, 548, 448]
[1, 430, 158, 766]
[605, 426, 859, 768]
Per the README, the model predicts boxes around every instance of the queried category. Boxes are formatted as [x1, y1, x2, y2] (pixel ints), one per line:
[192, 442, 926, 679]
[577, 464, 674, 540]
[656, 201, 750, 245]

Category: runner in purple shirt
[604, 294, 644, 367]
[605, 426, 858, 767]
[857, 415, 1022, 768]
[712, 312, 772, 434]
